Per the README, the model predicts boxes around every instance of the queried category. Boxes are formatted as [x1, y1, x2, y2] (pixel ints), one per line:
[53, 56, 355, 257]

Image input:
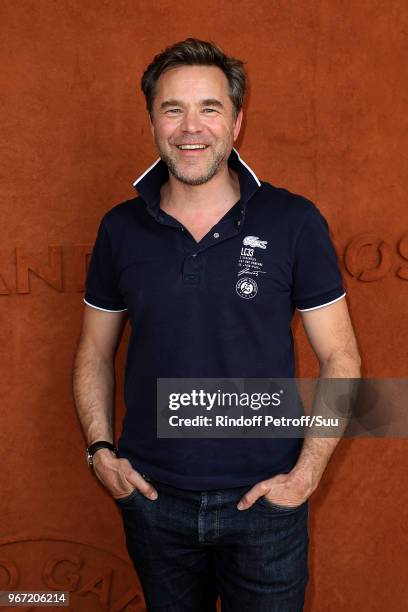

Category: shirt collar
[132, 147, 261, 219]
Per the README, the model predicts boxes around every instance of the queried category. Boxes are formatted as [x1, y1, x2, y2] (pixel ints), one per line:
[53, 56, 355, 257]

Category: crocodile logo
[243, 235, 268, 249]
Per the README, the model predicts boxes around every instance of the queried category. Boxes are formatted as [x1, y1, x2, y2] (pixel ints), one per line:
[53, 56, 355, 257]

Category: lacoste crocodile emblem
[242, 235, 268, 249]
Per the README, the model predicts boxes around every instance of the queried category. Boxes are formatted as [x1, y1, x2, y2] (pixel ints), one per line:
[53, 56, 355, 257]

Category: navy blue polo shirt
[83, 147, 346, 490]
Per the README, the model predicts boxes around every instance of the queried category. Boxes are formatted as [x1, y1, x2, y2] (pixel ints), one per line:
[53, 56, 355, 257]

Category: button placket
[178, 209, 246, 267]
[182, 249, 202, 285]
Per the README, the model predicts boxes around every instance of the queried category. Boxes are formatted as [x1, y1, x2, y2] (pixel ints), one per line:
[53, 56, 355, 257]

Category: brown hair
[141, 37, 246, 121]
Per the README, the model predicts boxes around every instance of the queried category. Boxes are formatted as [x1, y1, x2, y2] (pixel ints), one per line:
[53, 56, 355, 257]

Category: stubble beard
[158, 144, 228, 186]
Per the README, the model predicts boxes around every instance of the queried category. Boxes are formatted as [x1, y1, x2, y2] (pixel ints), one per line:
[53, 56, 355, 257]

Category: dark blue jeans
[115, 475, 309, 611]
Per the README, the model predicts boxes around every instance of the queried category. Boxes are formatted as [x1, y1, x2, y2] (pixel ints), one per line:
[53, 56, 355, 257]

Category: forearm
[72, 339, 116, 446]
[291, 353, 361, 493]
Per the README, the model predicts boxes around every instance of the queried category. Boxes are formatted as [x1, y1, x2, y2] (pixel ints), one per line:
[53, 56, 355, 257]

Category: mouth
[174, 144, 210, 154]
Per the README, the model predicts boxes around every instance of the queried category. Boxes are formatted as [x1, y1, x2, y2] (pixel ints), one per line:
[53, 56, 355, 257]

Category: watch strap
[87, 440, 118, 466]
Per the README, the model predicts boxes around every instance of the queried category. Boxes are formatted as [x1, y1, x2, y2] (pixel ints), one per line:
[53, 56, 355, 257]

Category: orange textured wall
[1, 1, 407, 610]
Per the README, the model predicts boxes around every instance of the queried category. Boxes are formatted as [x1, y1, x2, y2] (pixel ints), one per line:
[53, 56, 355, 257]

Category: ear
[233, 108, 243, 142]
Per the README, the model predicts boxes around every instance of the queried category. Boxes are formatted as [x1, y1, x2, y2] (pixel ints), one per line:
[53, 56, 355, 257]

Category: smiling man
[73, 38, 361, 611]
[150, 60, 244, 243]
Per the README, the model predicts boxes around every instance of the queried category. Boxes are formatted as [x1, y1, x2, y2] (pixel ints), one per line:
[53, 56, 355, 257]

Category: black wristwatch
[86, 440, 118, 467]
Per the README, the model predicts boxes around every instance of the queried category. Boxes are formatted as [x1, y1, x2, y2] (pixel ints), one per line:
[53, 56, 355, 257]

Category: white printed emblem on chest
[237, 235, 268, 279]
[236, 277, 258, 299]
[242, 235, 268, 249]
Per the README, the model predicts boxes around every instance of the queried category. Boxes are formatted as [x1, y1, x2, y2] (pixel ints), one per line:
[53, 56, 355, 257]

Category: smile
[176, 144, 209, 150]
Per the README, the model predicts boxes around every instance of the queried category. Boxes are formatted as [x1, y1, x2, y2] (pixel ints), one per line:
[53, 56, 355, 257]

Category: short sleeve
[83, 217, 128, 312]
[292, 205, 346, 311]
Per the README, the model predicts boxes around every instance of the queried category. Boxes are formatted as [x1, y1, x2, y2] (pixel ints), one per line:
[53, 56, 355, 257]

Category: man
[73, 38, 361, 611]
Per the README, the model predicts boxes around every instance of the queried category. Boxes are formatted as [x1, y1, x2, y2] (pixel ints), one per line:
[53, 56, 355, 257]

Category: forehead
[154, 65, 230, 101]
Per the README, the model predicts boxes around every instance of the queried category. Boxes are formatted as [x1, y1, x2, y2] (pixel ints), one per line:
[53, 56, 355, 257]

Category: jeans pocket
[114, 488, 139, 506]
[257, 495, 307, 513]
[114, 473, 153, 506]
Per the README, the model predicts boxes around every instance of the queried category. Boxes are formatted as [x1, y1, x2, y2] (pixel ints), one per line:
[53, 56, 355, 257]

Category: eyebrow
[159, 98, 225, 111]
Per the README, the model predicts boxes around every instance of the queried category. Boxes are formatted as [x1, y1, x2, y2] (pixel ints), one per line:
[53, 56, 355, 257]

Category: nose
[180, 108, 203, 134]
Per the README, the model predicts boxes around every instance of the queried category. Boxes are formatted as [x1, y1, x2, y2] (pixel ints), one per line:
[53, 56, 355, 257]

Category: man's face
[149, 65, 243, 186]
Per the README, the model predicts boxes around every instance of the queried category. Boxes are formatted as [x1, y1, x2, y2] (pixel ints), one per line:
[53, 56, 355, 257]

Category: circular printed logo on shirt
[236, 277, 258, 299]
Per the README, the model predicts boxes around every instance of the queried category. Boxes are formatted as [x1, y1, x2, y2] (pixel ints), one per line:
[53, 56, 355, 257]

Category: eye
[166, 108, 181, 114]
[203, 108, 216, 113]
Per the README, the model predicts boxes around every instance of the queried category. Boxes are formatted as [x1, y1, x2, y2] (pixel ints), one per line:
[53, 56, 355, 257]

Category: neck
[160, 163, 240, 217]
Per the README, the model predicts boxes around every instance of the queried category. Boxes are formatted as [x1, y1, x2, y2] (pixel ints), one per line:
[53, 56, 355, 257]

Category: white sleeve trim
[296, 292, 346, 312]
[83, 298, 128, 312]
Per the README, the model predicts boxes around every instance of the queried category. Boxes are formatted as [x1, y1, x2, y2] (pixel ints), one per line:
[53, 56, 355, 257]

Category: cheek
[211, 118, 234, 137]
[154, 120, 176, 140]
[201, 126, 227, 144]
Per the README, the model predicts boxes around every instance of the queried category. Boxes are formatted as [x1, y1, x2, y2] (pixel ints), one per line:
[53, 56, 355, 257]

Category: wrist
[92, 447, 117, 462]
[86, 440, 118, 467]
[287, 466, 318, 496]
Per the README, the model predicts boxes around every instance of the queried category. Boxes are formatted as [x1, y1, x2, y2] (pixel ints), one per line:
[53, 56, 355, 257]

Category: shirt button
[192, 253, 197, 257]
[237, 220, 241, 226]
[213, 232, 220, 238]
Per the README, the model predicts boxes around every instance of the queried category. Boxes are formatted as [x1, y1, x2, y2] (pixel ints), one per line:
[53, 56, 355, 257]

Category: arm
[72, 304, 158, 500]
[237, 296, 361, 510]
[73, 305, 128, 447]
[290, 296, 361, 494]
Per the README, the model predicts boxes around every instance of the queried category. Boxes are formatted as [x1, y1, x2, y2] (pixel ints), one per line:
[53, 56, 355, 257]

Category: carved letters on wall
[0, 246, 92, 295]
[344, 232, 408, 281]
[0, 232, 407, 297]
[0, 538, 146, 611]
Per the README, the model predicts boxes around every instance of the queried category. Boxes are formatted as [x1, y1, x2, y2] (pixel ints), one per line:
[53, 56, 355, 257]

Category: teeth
[178, 144, 208, 150]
